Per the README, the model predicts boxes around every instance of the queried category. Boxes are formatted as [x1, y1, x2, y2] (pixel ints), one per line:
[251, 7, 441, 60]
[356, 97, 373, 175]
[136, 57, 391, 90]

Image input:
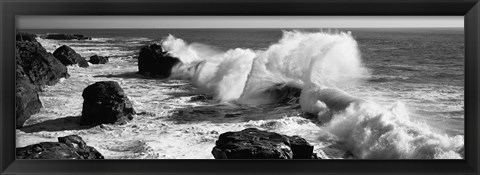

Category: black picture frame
[1, 0, 479, 175]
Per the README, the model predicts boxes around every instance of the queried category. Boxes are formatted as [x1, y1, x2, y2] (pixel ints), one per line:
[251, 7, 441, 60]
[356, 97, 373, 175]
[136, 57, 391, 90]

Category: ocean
[17, 28, 464, 159]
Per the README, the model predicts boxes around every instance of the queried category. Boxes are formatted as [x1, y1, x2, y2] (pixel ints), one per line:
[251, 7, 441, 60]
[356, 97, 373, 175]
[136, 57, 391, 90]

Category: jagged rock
[15, 37, 69, 128]
[89, 55, 109, 64]
[16, 41, 70, 88]
[16, 33, 37, 42]
[81, 81, 135, 125]
[212, 128, 318, 159]
[15, 65, 42, 128]
[45, 33, 91, 40]
[53, 45, 89, 67]
[138, 43, 181, 78]
[16, 135, 104, 159]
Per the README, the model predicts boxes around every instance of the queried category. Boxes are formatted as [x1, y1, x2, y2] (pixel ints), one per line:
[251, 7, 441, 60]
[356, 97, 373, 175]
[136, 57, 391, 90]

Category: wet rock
[15, 38, 69, 128]
[45, 33, 92, 40]
[53, 45, 89, 67]
[16, 33, 37, 42]
[15, 65, 42, 128]
[138, 43, 181, 78]
[72, 34, 92, 40]
[265, 84, 302, 104]
[89, 55, 109, 64]
[16, 135, 104, 159]
[81, 81, 136, 125]
[77, 57, 90, 68]
[286, 135, 315, 159]
[189, 95, 212, 102]
[16, 41, 70, 88]
[212, 128, 318, 159]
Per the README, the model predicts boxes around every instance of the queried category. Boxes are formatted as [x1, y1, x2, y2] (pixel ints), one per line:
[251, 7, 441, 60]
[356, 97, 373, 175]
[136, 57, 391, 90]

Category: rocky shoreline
[15, 32, 336, 159]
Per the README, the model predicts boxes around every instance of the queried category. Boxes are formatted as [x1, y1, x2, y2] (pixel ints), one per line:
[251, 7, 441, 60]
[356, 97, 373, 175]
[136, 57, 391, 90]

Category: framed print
[1, 0, 479, 175]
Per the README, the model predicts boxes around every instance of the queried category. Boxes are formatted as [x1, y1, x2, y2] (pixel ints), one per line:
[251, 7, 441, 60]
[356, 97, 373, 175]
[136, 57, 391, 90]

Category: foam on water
[161, 30, 464, 159]
[326, 101, 464, 159]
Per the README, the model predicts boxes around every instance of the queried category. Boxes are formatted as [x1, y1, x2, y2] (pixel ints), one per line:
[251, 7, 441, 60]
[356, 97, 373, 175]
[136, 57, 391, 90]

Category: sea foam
[161, 30, 464, 159]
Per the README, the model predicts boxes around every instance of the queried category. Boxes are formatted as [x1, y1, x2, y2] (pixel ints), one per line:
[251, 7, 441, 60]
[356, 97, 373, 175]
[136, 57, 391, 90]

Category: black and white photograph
[15, 16, 464, 159]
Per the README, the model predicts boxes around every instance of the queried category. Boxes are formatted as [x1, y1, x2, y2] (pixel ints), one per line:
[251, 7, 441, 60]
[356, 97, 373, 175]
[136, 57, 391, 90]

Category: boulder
[138, 43, 181, 78]
[15, 39, 70, 128]
[45, 33, 92, 40]
[53, 45, 89, 67]
[16, 135, 104, 159]
[16, 32, 37, 42]
[89, 55, 109, 64]
[77, 57, 90, 68]
[16, 41, 70, 88]
[15, 65, 42, 128]
[81, 81, 135, 125]
[212, 128, 318, 159]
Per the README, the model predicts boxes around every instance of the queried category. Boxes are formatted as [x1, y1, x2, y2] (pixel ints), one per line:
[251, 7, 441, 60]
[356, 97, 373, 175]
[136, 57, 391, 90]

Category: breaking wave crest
[160, 30, 464, 159]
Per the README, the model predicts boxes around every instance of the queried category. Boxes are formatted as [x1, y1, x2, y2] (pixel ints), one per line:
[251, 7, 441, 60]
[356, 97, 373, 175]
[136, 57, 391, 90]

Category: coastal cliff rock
[16, 41, 70, 88]
[212, 128, 318, 159]
[45, 33, 92, 40]
[16, 33, 38, 42]
[81, 81, 136, 125]
[53, 45, 89, 68]
[16, 135, 104, 159]
[15, 35, 70, 128]
[89, 55, 109, 64]
[138, 43, 181, 78]
[15, 65, 42, 128]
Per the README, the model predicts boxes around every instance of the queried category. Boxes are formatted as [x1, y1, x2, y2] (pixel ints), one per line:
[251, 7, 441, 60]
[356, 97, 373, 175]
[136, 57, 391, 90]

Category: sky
[16, 16, 463, 29]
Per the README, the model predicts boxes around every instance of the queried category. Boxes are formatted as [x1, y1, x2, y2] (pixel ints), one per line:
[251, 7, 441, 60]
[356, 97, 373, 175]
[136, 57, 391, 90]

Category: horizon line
[17, 16, 464, 29]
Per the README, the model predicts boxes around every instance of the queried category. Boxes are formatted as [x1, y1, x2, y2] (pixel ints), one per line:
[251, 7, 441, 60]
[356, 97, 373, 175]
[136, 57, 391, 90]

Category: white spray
[160, 30, 463, 159]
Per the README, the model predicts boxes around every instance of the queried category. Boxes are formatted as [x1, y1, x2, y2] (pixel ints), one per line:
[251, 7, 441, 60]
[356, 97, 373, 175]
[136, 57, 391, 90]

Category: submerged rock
[53, 45, 89, 67]
[16, 135, 104, 159]
[16, 32, 37, 42]
[15, 65, 42, 128]
[138, 43, 181, 78]
[45, 33, 92, 40]
[89, 55, 109, 64]
[81, 81, 135, 125]
[212, 128, 318, 159]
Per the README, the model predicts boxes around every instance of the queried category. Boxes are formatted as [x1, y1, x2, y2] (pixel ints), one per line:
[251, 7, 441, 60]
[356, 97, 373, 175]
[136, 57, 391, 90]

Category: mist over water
[161, 30, 464, 159]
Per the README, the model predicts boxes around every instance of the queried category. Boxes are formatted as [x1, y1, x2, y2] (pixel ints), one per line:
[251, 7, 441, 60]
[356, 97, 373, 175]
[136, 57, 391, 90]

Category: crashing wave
[160, 30, 464, 159]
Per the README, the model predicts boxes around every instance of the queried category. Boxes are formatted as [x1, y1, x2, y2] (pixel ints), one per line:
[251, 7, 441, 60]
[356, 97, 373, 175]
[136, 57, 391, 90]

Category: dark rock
[81, 81, 136, 125]
[16, 135, 104, 159]
[16, 33, 37, 42]
[189, 95, 212, 102]
[73, 34, 92, 40]
[212, 128, 317, 159]
[45, 33, 92, 40]
[16, 41, 70, 88]
[286, 135, 315, 159]
[138, 43, 181, 78]
[53, 45, 89, 67]
[77, 57, 90, 68]
[89, 55, 109, 64]
[15, 40, 69, 128]
[15, 65, 42, 128]
[264, 84, 302, 104]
